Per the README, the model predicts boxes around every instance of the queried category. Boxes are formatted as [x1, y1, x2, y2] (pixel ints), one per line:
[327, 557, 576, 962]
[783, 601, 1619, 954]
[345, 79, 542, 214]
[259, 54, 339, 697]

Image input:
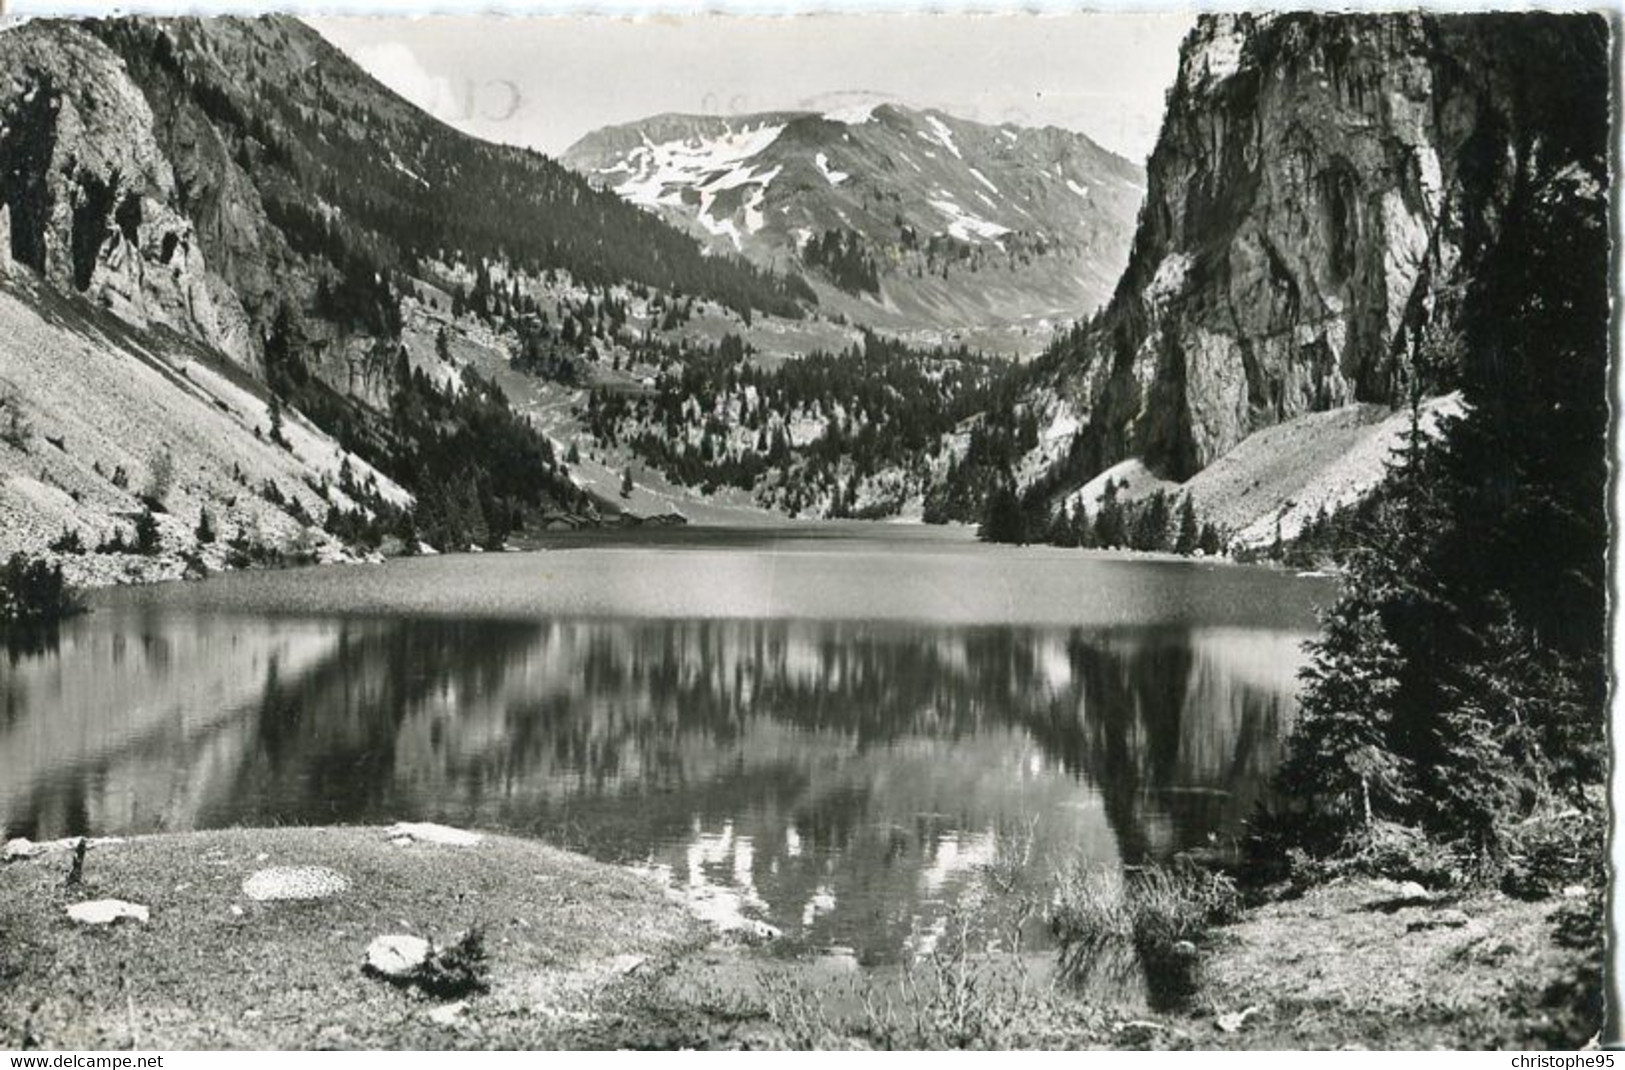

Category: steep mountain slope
[0, 15, 839, 571]
[0, 17, 811, 373]
[564, 106, 1145, 353]
[0, 270, 409, 584]
[970, 12, 1608, 541]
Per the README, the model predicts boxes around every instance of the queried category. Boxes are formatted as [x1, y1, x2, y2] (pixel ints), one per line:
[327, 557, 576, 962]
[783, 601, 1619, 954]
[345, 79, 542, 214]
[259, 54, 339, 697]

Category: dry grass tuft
[1049, 862, 1239, 1009]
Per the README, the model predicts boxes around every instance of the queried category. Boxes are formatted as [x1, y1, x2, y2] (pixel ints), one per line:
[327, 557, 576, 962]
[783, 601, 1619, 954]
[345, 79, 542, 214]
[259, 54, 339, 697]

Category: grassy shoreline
[1, 826, 1597, 1050]
[0, 826, 709, 1049]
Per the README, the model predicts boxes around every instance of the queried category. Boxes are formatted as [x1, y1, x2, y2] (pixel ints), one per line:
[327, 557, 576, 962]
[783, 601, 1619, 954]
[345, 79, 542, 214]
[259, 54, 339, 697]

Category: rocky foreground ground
[0, 826, 1599, 1050]
[0, 827, 709, 1048]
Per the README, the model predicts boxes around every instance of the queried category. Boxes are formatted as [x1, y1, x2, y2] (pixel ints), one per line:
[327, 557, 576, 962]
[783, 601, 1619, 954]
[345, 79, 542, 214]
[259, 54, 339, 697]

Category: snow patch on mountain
[742, 170, 780, 232]
[562, 103, 1146, 351]
[929, 197, 1010, 242]
[610, 122, 787, 211]
[922, 114, 963, 159]
[814, 152, 849, 186]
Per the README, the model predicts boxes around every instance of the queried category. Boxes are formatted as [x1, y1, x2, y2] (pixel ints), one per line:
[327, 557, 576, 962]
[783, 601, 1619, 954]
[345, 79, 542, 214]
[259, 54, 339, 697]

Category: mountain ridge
[0, 14, 827, 570]
[564, 102, 1145, 354]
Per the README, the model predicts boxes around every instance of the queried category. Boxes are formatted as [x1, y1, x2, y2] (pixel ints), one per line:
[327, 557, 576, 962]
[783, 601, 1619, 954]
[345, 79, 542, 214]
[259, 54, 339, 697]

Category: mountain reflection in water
[2, 608, 1308, 961]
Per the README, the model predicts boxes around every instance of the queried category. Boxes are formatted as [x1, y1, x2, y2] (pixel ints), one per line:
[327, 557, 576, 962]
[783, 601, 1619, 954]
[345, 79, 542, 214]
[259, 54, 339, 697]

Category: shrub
[224, 529, 255, 569]
[143, 449, 175, 509]
[1049, 862, 1239, 1011]
[0, 385, 32, 451]
[841, 905, 1054, 1049]
[412, 928, 490, 999]
[1250, 817, 1463, 893]
[268, 397, 290, 449]
[1338, 820, 1464, 889]
[979, 814, 1038, 898]
[1048, 866, 1134, 979]
[0, 553, 83, 627]
[48, 527, 86, 554]
[1500, 799, 1604, 902]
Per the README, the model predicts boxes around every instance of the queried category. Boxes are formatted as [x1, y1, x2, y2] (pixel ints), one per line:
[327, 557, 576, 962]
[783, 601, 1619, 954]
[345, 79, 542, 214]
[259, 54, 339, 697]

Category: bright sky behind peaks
[309, 13, 1195, 163]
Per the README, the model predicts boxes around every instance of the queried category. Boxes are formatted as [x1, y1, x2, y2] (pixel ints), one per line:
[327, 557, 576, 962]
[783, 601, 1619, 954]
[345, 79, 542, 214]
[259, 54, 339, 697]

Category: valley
[0, 10, 1608, 1054]
[0, 11, 1544, 579]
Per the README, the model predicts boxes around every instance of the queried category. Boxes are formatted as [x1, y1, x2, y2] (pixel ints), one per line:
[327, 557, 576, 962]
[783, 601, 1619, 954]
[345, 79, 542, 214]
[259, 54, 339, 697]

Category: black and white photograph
[0, 3, 1613, 1052]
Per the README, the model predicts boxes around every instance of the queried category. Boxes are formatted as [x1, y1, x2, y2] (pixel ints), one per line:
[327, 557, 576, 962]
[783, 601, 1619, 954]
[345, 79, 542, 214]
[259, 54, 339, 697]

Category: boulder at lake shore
[385, 822, 483, 847]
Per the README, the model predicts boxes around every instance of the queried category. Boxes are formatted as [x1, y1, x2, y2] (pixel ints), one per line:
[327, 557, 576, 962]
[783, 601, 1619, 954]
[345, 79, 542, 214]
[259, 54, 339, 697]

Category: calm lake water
[1, 525, 1332, 963]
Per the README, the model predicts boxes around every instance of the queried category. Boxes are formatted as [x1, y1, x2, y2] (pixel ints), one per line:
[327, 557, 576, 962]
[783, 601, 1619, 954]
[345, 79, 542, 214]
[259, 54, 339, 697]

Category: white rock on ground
[1216, 1005, 1260, 1033]
[241, 865, 350, 902]
[608, 954, 645, 975]
[385, 822, 483, 847]
[426, 1001, 468, 1026]
[3, 836, 125, 862]
[67, 899, 149, 925]
[365, 934, 431, 979]
[2, 838, 37, 862]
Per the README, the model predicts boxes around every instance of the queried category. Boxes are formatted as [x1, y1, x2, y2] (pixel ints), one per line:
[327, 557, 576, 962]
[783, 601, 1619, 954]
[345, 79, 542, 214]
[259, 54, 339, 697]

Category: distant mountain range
[0, 12, 1602, 573]
[564, 105, 1145, 352]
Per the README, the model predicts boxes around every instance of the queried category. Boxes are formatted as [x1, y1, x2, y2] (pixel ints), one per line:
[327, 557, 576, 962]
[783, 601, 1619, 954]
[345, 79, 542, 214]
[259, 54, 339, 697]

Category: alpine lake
[2, 524, 1334, 976]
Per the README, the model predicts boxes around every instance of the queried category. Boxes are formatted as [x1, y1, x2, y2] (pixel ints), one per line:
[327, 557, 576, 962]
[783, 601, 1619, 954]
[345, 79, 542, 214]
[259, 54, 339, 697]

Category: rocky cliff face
[0, 25, 258, 364]
[1035, 12, 1608, 484]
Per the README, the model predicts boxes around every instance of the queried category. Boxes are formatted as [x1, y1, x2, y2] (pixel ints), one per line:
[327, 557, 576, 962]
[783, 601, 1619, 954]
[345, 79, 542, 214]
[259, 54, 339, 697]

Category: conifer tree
[977, 479, 1026, 545]
[1174, 496, 1200, 556]
[267, 397, 289, 449]
[1072, 504, 1095, 549]
[133, 506, 162, 556]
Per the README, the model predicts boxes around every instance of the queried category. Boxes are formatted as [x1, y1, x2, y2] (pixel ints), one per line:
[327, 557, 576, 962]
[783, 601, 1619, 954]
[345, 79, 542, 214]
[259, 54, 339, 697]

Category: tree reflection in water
[1, 612, 1307, 962]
